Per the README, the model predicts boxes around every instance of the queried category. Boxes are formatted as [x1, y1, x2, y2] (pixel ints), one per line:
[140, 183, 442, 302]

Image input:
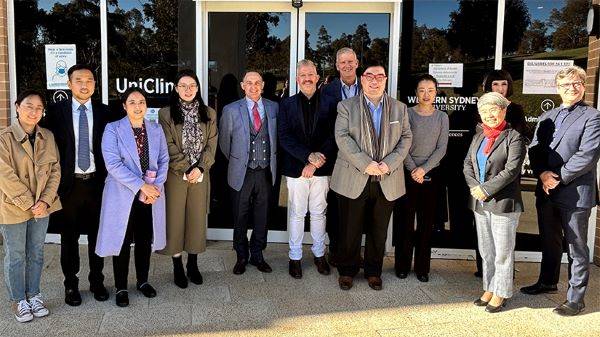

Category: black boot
[187, 254, 203, 285]
[173, 256, 188, 289]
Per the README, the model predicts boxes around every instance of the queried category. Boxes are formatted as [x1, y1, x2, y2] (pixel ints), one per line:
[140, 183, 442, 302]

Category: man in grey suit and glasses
[331, 63, 412, 291]
[522, 65, 600, 316]
[219, 71, 278, 275]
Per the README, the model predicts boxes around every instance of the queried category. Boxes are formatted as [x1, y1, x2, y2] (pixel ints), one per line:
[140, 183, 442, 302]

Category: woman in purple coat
[95, 87, 169, 307]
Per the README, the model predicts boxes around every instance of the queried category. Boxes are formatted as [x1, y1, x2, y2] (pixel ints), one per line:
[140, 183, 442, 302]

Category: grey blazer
[218, 98, 278, 191]
[463, 125, 526, 214]
[529, 102, 600, 208]
[331, 94, 412, 201]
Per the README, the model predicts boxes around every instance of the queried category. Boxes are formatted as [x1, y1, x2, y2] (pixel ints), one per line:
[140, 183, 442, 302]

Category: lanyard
[341, 84, 358, 100]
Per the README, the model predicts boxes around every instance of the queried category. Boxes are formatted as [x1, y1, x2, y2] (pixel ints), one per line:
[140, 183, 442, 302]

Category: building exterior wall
[0, 0, 9, 128]
[591, 0, 600, 266]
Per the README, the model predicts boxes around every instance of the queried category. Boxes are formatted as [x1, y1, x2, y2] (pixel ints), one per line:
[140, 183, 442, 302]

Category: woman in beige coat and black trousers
[158, 69, 217, 288]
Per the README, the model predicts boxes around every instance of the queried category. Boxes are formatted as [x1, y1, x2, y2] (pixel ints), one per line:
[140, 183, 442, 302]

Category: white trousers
[286, 176, 329, 260]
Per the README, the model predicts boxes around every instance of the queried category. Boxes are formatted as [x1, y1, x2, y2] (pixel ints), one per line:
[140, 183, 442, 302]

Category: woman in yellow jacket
[157, 69, 217, 288]
[0, 90, 61, 322]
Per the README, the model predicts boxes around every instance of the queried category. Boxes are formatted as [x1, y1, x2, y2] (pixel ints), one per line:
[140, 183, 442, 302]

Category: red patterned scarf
[482, 120, 507, 155]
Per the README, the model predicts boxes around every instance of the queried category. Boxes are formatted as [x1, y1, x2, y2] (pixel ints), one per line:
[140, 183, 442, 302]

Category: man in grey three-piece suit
[331, 63, 412, 291]
[219, 71, 278, 275]
[523, 65, 600, 316]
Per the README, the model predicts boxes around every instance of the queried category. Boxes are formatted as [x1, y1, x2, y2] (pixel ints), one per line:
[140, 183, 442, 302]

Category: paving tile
[98, 304, 192, 335]
[377, 322, 477, 337]
[191, 299, 279, 331]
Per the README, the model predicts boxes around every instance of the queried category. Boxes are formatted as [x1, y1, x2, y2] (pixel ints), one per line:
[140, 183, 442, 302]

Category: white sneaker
[28, 294, 49, 318]
[11, 300, 33, 323]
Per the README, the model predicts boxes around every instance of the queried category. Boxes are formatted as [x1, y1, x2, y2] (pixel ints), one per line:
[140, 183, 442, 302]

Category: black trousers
[325, 190, 340, 257]
[337, 181, 395, 277]
[56, 177, 104, 289]
[231, 168, 272, 261]
[393, 168, 439, 275]
[113, 199, 153, 291]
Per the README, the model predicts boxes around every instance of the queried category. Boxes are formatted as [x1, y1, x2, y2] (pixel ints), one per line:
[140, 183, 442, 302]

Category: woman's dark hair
[170, 69, 210, 124]
[121, 87, 148, 106]
[414, 74, 439, 91]
[482, 69, 514, 98]
[15, 89, 46, 107]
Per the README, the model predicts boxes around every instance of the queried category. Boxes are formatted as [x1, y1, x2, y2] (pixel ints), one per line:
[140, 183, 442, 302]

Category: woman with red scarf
[463, 92, 526, 313]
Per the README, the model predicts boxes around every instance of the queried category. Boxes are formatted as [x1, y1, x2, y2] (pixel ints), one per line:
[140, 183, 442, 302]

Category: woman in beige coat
[158, 69, 217, 288]
[0, 90, 61, 322]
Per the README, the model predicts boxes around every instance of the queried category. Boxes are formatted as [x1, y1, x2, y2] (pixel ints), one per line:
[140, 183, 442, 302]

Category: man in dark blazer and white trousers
[42, 64, 111, 306]
[332, 63, 412, 291]
[319, 47, 361, 265]
[279, 60, 334, 279]
[219, 71, 278, 275]
[523, 65, 600, 316]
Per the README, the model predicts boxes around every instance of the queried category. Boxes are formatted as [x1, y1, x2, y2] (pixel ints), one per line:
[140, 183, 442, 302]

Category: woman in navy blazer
[95, 87, 169, 307]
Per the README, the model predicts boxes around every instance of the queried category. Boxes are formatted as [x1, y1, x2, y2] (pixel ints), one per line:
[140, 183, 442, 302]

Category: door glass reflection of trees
[107, 0, 195, 112]
[305, 13, 390, 81]
[14, 0, 101, 101]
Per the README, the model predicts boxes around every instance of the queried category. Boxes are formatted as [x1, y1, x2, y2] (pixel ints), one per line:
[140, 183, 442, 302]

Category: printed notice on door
[45, 44, 77, 89]
[429, 63, 463, 88]
[522, 60, 574, 94]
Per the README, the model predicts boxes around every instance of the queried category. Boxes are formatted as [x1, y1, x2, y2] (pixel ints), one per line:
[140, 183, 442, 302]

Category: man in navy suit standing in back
[523, 65, 600, 316]
[319, 47, 361, 266]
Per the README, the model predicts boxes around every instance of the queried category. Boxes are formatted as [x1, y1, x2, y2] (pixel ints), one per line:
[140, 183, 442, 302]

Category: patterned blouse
[132, 123, 149, 174]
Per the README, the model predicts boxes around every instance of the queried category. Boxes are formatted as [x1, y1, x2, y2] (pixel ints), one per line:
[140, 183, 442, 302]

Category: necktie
[252, 102, 262, 132]
[78, 104, 90, 171]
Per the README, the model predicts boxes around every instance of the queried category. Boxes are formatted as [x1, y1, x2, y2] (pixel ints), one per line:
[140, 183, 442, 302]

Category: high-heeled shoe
[473, 298, 489, 306]
[485, 298, 507, 313]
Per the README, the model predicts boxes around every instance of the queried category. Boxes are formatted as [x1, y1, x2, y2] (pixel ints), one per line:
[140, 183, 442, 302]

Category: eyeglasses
[362, 73, 387, 83]
[557, 81, 583, 89]
[177, 84, 198, 91]
[21, 105, 45, 115]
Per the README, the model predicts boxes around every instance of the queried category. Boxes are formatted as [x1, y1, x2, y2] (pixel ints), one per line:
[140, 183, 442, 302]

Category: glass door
[203, 1, 395, 242]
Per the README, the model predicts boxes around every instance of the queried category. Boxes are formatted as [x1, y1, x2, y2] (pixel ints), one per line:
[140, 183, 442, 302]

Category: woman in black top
[482, 70, 530, 140]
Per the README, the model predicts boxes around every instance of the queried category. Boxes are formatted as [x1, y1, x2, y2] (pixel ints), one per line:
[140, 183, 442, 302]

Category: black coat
[278, 93, 334, 177]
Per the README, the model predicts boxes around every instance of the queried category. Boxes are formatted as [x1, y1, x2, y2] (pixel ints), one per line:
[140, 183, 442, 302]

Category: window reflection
[15, 0, 101, 102]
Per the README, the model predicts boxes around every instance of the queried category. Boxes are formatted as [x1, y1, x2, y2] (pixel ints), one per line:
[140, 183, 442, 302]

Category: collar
[300, 91, 318, 103]
[559, 100, 584, 112]
[10, 121, 43, 143]
[245, 96, 263, 108]
[341, 77, 358, 90]
[72, 98, 92, 112]
[364, 94, 383, 110]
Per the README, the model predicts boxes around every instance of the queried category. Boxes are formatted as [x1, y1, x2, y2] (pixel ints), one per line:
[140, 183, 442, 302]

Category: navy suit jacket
[318, 78, 361, 163]
[41, 98, 111, 197]
[529, 101, 600, 208]
[278, 92, 334, 177]
[218, 97, 278, 191]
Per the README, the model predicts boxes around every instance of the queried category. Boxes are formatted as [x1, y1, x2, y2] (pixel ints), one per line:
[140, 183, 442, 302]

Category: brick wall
[589, 0, 600, 266]
[0, 0, 9, 128]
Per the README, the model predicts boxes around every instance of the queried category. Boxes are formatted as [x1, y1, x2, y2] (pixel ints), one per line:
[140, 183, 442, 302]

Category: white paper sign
[522, 59, 574, 94]
[429, 63, 463, 88]
[45, 44, 77, 89]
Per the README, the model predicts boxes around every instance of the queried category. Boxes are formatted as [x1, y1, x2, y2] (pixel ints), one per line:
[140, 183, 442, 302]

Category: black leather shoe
[314, 256, 330, 275]
[338, 276, 353, 290]
[553, 301, 585, 316]
[90, 284, 109, 301]
[416, 274, 429, 283]
[520, 282, 558, 295]
[395, 270, 408, 279]
[485, 299, 507, 313]
[233, 258, 247, 275]
[367, 276, 383, 291]
[289, 259, 302, 279]
[473, 298, 489, 307]
[250, 259, 273, 273]
[65, 288, 82, 306]
[474, 271, 483, 278]
[136, 283, 157, 298]
[115, 290, 129, 307]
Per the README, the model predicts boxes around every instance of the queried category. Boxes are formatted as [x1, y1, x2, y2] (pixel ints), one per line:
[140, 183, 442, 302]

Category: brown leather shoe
[338, 276, 353, 290]
[367, 276, 383, 290]
[314, 256, 331, 275]
[289, 259, 302, 279]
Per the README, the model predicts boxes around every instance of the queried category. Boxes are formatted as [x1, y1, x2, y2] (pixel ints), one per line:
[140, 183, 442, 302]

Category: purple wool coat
[95, 117, 169, 257]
